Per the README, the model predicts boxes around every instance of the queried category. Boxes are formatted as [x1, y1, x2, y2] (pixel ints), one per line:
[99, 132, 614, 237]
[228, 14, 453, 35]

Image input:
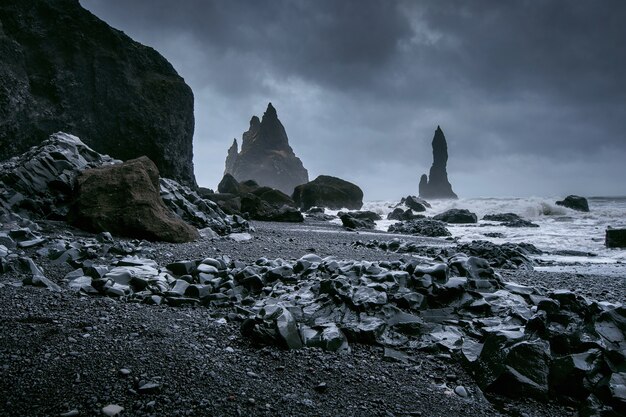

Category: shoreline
[1, 219, 623, 416]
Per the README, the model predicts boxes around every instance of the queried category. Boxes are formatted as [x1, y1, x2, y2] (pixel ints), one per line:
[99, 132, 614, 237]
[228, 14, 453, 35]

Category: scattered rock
[606, 227, 626, 248]
[101, 404, 124, 417]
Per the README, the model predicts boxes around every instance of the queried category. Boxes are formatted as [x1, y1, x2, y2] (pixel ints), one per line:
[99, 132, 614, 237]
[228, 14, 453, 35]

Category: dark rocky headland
[0, 1, 624, 417]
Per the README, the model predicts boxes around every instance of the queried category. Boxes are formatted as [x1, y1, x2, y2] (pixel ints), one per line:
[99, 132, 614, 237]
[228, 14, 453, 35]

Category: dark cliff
[224, 103, 309, 195]
[0, 0, 196, 186]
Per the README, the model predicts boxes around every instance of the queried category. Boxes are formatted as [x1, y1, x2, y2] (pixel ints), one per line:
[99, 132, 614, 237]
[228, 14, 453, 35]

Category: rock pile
[206, 175, 303, 223]
[0, 132, 247, 238]
[3, 216, 624, 414]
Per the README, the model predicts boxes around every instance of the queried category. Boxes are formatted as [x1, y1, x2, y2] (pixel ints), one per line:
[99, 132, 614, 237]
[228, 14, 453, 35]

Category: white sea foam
[332, 197, 626, 267]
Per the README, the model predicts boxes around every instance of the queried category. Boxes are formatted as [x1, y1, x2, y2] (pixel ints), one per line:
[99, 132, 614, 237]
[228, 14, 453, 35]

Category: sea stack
[223, 103, 309, 195]
[419, 126, 458, 199]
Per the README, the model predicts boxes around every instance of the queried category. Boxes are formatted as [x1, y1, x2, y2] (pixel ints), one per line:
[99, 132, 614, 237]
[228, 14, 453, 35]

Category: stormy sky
[81, 0, 626, 200]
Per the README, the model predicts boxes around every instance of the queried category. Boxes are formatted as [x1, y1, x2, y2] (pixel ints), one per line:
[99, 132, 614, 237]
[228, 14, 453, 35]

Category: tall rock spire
[222, 103, 309, 194]
[419, 126, 458, 199]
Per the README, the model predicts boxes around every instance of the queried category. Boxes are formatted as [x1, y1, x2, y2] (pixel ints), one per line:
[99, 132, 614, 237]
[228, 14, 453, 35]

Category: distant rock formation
[0, 0, 196, 187]
[292, 175, 363, 211]
[419, 126, 458, 199]
[224, 103, 309, 195]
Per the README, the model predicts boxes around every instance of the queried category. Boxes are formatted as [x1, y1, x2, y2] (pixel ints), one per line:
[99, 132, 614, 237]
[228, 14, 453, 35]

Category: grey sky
[81, 0, 626, 199]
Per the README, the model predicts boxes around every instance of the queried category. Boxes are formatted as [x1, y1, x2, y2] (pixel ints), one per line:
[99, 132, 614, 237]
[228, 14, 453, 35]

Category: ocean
[331, 197, 626, 277]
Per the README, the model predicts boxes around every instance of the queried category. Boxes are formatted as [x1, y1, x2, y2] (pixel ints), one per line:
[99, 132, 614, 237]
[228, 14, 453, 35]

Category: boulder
[0, 0, 195, 186]
[217, 173, 240, 194]
[606, 228, 626, 248]
[292, 175, 363, 211]
[419, 126, 458, 199]
[338, 211, 381, 221]
[388, 219, 451, 237]
[223, 103, 308, 194]
[555, 195, 590, 212]
[387, 208, 424, 221]
[434, 209, 478, 224]
[69, 156, 199, 242]
[340, 213, 375, 230]
[400, 195, 429, 212]
[483, 213, 522, 222]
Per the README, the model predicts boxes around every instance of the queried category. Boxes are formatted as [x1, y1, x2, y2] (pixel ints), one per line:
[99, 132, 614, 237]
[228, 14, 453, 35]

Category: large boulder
[419, 126, 458, 199]
[292, 175, 363, 211]
[400, 195, 430, 212]
[388, 219, 451, 237]
[69, 156, 199, 243]
[223, 103, 308, 194]
[555, 195, 590, 212]
[606, 228, 626, 248]
[433, 208, 478, 224]
[0, 0, 195, 186]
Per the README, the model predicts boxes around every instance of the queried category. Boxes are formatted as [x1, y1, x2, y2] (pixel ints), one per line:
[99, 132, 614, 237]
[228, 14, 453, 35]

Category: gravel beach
[3, 219, 621, 416]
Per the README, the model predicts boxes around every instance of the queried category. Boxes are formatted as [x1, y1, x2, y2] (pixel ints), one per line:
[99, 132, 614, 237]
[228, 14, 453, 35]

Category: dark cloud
[81, 0, 626, 198]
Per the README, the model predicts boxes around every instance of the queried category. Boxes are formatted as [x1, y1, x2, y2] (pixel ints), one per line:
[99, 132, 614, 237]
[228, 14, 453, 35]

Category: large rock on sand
[0, 0, 196, 186]
[224, 103, 308, 194]
[69, 156, 199, 242]
[292, 175, 363, 211]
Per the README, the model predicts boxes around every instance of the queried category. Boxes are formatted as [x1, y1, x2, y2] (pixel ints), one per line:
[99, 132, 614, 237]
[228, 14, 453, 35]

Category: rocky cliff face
[419, 126, 458, 199]
[0, 0, 196, 187]
[224, 103, 309, 195]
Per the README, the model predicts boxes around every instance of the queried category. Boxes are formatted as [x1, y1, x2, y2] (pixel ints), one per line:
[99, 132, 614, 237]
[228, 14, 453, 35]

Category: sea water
[332, 197, 626, 276]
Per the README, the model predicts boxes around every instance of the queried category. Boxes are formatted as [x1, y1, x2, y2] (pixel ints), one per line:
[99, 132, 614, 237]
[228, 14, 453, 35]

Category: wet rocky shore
[1, 219, 624, 417]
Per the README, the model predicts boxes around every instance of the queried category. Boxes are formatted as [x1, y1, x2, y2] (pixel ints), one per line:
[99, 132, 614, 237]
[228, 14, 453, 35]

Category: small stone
[138, 381, 161, 394]
[101, 404, 124, 416]
[454, 385, 468, 398]
[224, 347, 235, 353]
[60, 410, 80, 417]
[314, 382, 327, 393]
[119, 368, 131, 376]
[247, 398, 256, 405]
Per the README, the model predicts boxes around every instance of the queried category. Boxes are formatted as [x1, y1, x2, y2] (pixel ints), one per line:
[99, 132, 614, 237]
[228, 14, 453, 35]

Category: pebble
[60, 410, 80, 417]
[454, 385, 469, 398]
[101, 404, 124, 416]
[119, 368, 131, 376]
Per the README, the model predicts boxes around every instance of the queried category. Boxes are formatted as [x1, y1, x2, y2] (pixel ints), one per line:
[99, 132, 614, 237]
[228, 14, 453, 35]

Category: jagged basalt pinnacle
[419, 126, 458, 199]
[223, 103, 309, 195]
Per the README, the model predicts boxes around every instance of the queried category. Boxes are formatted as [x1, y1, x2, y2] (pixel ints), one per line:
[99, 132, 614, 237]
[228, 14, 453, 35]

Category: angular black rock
[606, 228, 626, 248]
[433, 209, 478, 224]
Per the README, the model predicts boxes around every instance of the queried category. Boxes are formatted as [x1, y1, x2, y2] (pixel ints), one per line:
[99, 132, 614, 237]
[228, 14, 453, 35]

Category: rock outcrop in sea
[419, 126, 458, 199]
[556, 195, 590, 212]
[223, 103, 309, 195]
[0, 0, 196, 187]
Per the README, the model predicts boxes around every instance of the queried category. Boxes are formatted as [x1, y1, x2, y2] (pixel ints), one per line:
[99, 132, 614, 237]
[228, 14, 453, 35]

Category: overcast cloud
[81, 0, 626, 199]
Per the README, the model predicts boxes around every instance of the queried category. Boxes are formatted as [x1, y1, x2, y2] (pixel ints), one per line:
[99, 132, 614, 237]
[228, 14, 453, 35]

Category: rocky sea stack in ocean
[224, 103, 309, 195]
[0, 0, 196, 186]
[419, 126, 458, 199]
